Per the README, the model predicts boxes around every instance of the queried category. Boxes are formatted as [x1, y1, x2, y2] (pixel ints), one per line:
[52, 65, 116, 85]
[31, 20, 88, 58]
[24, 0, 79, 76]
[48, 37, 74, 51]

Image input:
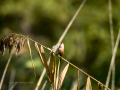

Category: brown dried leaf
[54, 55, 57, 90]
[35, 42, 45, 66]
[86, 77, 92, 90]
[40, 46, 50, 79]
[57, 63, 69, 90]
[50, 52, 54, 86]
[77, 70, 79, 90]
[56, 60, 61, 89]
[98, 83, 103, 90]
[27, 39, 36, 77]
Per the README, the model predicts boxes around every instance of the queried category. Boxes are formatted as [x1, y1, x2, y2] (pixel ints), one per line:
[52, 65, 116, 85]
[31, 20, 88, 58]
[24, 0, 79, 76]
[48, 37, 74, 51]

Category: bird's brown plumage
[58, 43, 64, 61]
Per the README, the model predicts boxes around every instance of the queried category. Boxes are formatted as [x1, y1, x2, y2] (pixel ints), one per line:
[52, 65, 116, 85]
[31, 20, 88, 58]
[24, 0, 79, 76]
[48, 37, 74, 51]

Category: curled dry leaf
[57, 63, 69, 90]
[40, 46, 51, 82]
[86, 77, 92, 90]
[35, 43, 54, 85]
[35, 42, 45, 66]
[98, 83, 103, 90]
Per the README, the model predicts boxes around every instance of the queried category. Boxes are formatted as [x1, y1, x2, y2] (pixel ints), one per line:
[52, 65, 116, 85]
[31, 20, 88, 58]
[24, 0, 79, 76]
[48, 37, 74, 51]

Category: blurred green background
[0, 0, 120, 90]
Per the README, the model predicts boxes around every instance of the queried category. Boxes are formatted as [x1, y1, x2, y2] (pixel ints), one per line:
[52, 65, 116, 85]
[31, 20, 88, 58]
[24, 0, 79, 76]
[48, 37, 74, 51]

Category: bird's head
[60, 42, 64, 47]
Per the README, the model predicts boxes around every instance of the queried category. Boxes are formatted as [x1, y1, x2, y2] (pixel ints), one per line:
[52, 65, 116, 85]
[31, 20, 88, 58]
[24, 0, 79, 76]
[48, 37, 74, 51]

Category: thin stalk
[41, 81, 47, 90]
[56, 54, 110, 90]
[8, 68, 16, 90]
[34, 0, 86, 89]
[0, 48, 14, 90]
[9, 83, 17, 90]
[105, 0, 115, 89]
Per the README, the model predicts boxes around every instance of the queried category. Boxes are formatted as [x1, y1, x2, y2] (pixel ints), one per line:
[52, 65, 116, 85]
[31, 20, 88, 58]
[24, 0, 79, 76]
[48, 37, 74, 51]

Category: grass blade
[77, 70, 79, 90]
[27, 39, 36, 77]
[98, 83, 103, 90]
[57, 63, 69, 90]
[35, 42, 45, 66]
[86, 77, 92, 90]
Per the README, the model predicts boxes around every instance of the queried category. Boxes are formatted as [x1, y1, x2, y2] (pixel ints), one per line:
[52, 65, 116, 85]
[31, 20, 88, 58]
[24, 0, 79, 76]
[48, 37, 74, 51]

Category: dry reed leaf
[54, 55, 57, 90]
[27, 39, 36, 77]
[50, 52, 54, 86]
[77, 70, 79, 90]
[56, 60, 60, 89]
[35, 42, 45, 66]
[57, 63, 69, 90]
[86, 77, 92, 90]
[98, 83, 103, 90]
[40, 46, 50, 79]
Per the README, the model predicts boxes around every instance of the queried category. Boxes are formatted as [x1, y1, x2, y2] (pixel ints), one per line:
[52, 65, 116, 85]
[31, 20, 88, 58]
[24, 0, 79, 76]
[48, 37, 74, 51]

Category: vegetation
[0, 0, 120, 90]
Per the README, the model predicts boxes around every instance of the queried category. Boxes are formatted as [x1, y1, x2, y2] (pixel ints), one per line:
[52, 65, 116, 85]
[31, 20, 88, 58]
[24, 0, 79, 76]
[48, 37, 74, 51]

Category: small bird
[58, 42, 64, 61]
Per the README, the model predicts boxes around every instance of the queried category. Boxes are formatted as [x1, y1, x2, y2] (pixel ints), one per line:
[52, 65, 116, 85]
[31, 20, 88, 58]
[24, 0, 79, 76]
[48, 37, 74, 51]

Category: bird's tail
[60, 55, 62, 61]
